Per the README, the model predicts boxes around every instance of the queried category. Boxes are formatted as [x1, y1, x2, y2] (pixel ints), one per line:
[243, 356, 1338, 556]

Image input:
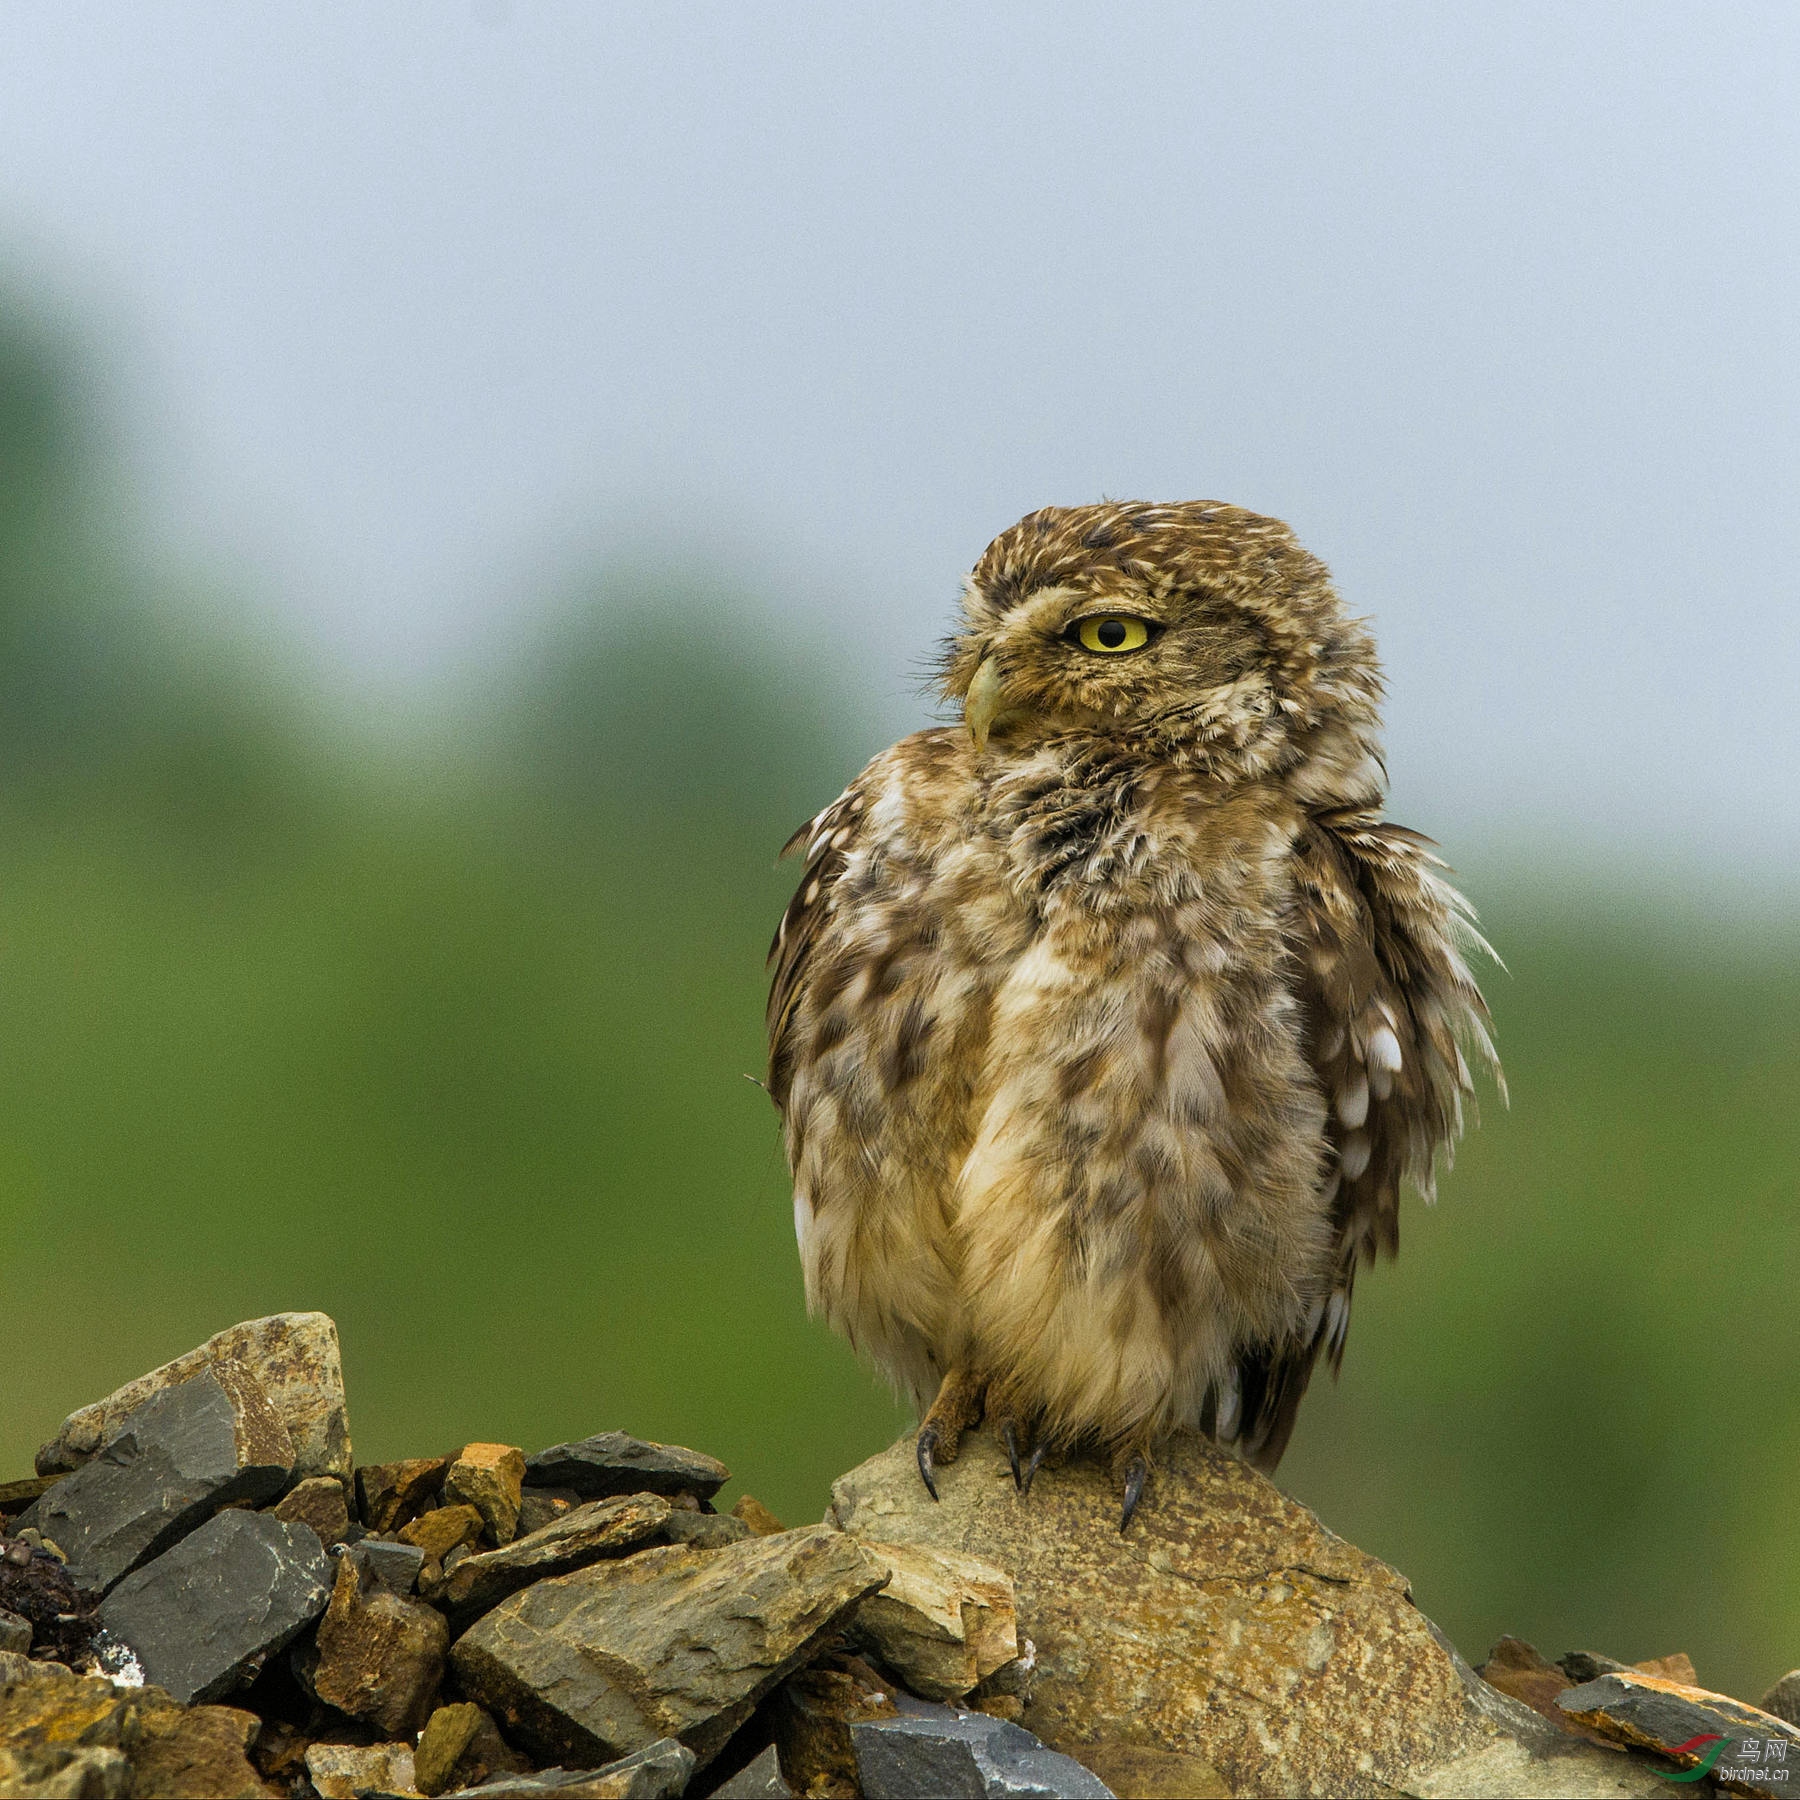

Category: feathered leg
[915, 1365, 986, 1502]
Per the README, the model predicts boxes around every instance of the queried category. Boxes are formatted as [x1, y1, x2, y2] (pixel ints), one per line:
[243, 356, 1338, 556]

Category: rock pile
[2, 1310, 1796, 1798]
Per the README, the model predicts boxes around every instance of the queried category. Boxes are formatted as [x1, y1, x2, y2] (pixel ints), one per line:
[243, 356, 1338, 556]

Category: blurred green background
[0, 290, 1794, 1707]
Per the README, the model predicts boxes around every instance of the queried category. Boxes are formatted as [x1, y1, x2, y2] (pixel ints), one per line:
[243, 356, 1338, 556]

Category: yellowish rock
[444, 1444, 526, 1545]
[851, 1539, 1017, 1701]
[304, 1741, 420, 1800]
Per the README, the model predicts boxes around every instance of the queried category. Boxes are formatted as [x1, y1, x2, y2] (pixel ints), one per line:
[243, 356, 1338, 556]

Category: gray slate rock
[452, 1525, 887, 1769]
[0, 1609, 27, 1655]
[25, 1364, 294, 1593]
[98, 1507, 331, 1704]
[524, 1433, 728, 1502]
[851, 1695, 1114, 1799]
[37, 1311, 353, 1482]
[349, 1537, 426, 1595]
[441, 1736, 696, 1797]
[709, 1744, 794, 1798]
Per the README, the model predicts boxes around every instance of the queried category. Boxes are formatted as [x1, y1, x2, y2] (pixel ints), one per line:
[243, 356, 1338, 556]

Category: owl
[766, 501, 1499, 1528]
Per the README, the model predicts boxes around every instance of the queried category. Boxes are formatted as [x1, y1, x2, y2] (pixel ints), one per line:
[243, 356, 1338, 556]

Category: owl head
[941, 501, 1385, 788]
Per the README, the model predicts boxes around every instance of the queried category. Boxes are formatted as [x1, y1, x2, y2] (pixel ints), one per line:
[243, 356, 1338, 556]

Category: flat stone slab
[452, 1525, 886, 1769]
[850, 1694, 1115, 1799]
[26, 1365, 294, 1593]
[98, 1507, 332, 1704]
[440, 1738, 696, 1798]
[430, 1494, 672, 1625]
[38, 1312, 352, 1484]
[523, 1434, 728, 1502]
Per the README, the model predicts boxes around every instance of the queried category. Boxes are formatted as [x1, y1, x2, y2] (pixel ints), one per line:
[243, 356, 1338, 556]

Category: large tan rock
[827, 1428, 1682, 1799]
[36, 1313, 352, 1484]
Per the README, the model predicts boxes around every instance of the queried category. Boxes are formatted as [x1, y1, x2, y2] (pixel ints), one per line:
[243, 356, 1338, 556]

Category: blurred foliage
[0, 292, 1793, 1703]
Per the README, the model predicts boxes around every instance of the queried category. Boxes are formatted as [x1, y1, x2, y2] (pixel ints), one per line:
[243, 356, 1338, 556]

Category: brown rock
[128, 1705, 275, 1799]
[36, 1313, 352, 1483]
[444, 1444, 526, 1545]
[429, 1495, 672, 1625]
[515, 1489, 576, 1538]
[828, 1428, 1675, 1800]
[1632, 1653, 1699, 1685]
[1074, 1743, 1233, 1798]
[415, 1703, 484, 1796]
[439, 1706, 534, 1792]
[312, 1552, 449, 1737]
[400, 1504, 485, 1563]
[451, 1526, 889, 1769]
[357, 1458, 450, 1532]
[1762, 1670, 1800, 1727]
[304, 1740, 420, 1800]
[1476, 1637, 1618, 1752]
[731, 1496, 786, 1537]
[269, 1475, 352, 1547]
[850, 1540, 1017, 1701]
[771, 1662, 899, 1796]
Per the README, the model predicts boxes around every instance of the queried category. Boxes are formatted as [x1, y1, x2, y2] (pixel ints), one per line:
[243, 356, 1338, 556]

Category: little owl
[766, 501, 1499, 1528]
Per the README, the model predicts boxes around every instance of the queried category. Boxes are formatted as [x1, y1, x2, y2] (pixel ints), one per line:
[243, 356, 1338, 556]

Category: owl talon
[916, 1426, 942, 1502]
[1022, 1442, 1047, 1496]
[1001, 1419, 1024, 1490]
[1119, 1451, 1151, 1533]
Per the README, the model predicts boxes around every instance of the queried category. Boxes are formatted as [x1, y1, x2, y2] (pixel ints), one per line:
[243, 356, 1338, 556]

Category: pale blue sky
[1, 4, 1795, 884]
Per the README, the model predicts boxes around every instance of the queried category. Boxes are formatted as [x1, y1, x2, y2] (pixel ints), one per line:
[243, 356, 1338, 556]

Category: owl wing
[765, 783, 867, 1111]
[1226, 807, 1501, 1470]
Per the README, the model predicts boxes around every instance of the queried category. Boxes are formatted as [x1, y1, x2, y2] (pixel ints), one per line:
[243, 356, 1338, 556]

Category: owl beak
[964, 656, 1006, 753]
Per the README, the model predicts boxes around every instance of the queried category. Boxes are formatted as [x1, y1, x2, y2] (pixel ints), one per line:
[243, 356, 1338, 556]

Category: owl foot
[1114, 1445, 1153, 1534]
[995, 1413, 1047, 1495]
[915, 1365, 987, 1503]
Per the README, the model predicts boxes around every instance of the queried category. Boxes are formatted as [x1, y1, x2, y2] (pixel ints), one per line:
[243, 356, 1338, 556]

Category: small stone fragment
[0, 1612, 26, 1655]
[1558, 1669, 1800, 1792]
[444, 1444, 527, 1546]
[440, 1738, 696, 1799]
[416, 1702, 485, 1796]
[851, 1540, 1017, 1701]
[98, 1509, 332, 1705]
[38, 1313, 352, 1484]
[730, 1496, 786, 1537]
[850, 1695, 1116, 1799]
[439, 1705, 535, 1791]
[304, 1740, 420, 1800]
[515, 1489, 575, 1538]
[452, 1526, 887, 1769]
[28, 1366, 295, 1594]
[523, 1434, 728, 1503]
[1476, 1636, 1617, 1749]
[709, 1744, 794, 1798]
[1762, 1670, 1800, 1727]
[311, 1551, 449, 1737]
[429, 1494, 671, 1624]
[655, 1510, 750, 1552]
[348, 1536, 426, 1595]
[357, 1457, 451, 1532]
[128, 1703, 275, 1799]
[269, 1475, 351, 1547]
[400, 1504, 485, 1564]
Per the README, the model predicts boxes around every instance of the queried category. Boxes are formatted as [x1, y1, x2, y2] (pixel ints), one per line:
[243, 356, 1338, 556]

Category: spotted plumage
[767, 500, 1499, 1520]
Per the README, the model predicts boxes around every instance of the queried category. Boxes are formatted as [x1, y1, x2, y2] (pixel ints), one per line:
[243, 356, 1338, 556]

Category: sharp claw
[1119, 1453, 1149, 1533]
[1022, 1442, 1047, 1497]
[916, 1427, 941, 1502]
[1001, 1420, 1023, 1490]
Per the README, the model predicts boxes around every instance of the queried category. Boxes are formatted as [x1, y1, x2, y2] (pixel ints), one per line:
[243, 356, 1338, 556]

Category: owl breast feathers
[766, 500, 1499, 1482]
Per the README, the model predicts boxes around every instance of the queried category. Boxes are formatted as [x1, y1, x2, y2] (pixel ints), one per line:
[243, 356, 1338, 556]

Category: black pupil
[1097, 619, 1127, 648]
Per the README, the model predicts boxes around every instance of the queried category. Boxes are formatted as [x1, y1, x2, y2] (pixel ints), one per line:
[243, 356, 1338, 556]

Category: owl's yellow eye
[1071, 615, 1152, 654]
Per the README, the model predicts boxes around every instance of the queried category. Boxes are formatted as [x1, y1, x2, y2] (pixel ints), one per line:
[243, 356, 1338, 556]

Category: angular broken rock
[523, 1433, 728, 1503]
[452, 1525, 887, 1769]
[37, 1313, 352, 1483]
[429, 1494, 672, 1625]
[312, 1550, 449, 1736]
[1762, 1671, 1800, 1728]
[709, 1744, 794, 1798]
[401, 1504, 486, 1564]
[771, 1662, 901, 1794]
[99, 1508, 332, 1705]
[439, 1738, 696, 1799]
[349, 1536, 427, 1595]
[26, 1365, 294, 1593]
[268, 1474, 352, 1548]
[1558, 1671, 1800, 1793]
[416, 1702, 486, 1796]
[304, 1740, 419, 1800]
[128, 1703, 275, 1800]
[445, 1443, 526, 1545]
[849, 1694, 1115, 1799]
[852, 1539, 1017, 1701]
[829, 1427, 1672, 1800]
[357, 1456, 450, 1532]
[0, 1652, 170, 1800]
